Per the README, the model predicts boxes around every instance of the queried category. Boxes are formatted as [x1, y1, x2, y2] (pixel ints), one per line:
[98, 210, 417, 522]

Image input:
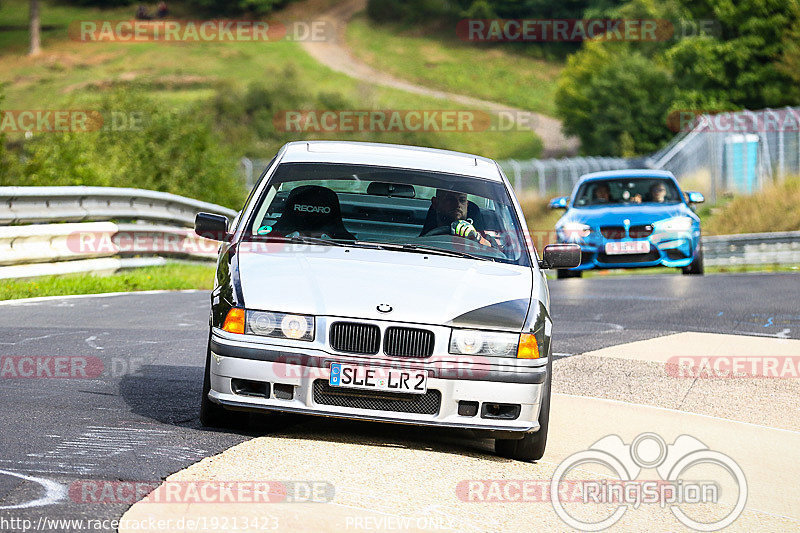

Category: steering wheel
[424, 225, 453, 237]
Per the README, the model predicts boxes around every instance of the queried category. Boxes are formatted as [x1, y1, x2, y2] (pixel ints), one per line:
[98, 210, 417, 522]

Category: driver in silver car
[422, 189, 495, 247]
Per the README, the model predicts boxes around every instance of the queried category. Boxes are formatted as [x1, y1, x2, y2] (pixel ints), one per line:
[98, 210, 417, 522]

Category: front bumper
[561, 230, 700, 270]
[208, 331, 547, 433]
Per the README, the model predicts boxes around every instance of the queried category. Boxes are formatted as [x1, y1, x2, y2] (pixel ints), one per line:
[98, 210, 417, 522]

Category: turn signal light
[517, 333, 540, 359]
[222, 308, 246, 334]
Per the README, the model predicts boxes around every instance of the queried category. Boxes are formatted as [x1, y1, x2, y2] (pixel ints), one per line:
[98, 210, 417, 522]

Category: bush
[186, 0, 295, 16]
[556, 42, 676, 156]
[208, 65, 487, 159]
[555, 0, 800, 155]
[8, 91, 246, 210]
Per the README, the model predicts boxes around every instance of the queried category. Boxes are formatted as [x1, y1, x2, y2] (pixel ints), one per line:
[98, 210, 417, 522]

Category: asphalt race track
[0, 272, 798, 532]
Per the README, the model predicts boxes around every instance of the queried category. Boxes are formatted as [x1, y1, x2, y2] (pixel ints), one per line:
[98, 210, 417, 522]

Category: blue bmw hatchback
[550, 170, 705, 278]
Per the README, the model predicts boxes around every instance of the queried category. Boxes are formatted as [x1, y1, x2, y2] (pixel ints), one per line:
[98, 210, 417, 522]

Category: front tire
[556, 269, 582, 279]
[682, 245, 704, 275]
[495, 357, 552, 462]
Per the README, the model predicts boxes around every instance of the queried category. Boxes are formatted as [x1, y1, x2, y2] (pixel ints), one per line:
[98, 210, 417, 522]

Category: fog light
[222, 308, 245, 334]
[516, 333, 539, 359]
[458, 401, 479, 417]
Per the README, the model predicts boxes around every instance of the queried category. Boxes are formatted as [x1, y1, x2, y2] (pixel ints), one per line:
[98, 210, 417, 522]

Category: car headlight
[558, 222, 591, 241]
[245, 310, 314, 341]
[449, 329, 519, 358]
[657, 216, 694, 232]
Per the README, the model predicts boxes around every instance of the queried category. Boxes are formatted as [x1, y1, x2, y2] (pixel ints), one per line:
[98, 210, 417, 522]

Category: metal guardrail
[1, 187, 798, 278]
[0, 186, 237, 226]
[703, 231, 800, 266]
[0, 187, 234, 279]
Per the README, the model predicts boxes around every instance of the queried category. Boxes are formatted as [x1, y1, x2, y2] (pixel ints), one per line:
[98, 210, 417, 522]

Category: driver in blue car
[423, 189, 495, 247]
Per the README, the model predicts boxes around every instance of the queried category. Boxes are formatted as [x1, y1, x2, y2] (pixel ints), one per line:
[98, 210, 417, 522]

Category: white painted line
[0, 289, 203, 306]
[0, 469, 66, 510]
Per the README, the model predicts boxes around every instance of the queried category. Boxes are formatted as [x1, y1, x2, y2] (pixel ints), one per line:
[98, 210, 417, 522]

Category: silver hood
[237, 246, 534, 330]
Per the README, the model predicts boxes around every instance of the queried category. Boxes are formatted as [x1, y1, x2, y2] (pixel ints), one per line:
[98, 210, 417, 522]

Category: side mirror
[195, 212, 229, 241]
[540, 244, 581, 269]
[549, 196, 568, 209]
[687, 192, 705, 204]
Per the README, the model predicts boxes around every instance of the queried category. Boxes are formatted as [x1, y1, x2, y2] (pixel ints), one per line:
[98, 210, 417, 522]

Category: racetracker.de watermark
[0, 356, 146, 379]
[273, 109, 546, 133]
[666, 356, 800, 378]
[457, 19, 719, 42]
[0, 110, 145, 133]
[668, 108, 800, 133]
[269, 354, 499, 380]
[66, 229, 219, 256]
[69, 19, 333, 42]
[69, 480, 334, 504]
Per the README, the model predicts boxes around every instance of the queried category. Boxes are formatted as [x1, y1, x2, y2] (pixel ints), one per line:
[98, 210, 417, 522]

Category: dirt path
[300, 0, 579, 157]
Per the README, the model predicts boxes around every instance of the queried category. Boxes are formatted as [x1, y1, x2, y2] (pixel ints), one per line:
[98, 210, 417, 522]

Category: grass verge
[0, 0, 542, 160]
[346, 14, 563, 116]
[555, 263, 800, 279]
[0, 262, 216, 301]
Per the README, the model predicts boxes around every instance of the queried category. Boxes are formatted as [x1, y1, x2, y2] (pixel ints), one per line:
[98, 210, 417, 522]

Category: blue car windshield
[573, 178, 681, 207]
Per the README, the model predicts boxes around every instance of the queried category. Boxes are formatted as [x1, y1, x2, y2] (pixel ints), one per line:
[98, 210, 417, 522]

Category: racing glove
[451, 219, 492, 247]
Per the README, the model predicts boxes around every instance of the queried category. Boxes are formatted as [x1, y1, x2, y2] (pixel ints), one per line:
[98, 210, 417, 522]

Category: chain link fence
[646, 107, 800, 203]
[496, 106, 800, 200]
[239, 106, 800, 201]
[498, 157, 635, 198]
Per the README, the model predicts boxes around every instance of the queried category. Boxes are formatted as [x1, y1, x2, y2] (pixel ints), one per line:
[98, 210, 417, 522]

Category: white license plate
[605, 240, 650, 255]
[329, 363, 427, 394]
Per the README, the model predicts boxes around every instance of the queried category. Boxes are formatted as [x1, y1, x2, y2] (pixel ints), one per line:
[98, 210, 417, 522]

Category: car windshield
[573, 178, 681, 207]
[244, 162, 531, 266]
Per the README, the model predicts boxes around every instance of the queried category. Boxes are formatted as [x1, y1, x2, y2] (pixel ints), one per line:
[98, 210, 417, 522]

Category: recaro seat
[271, 185, 356, 240]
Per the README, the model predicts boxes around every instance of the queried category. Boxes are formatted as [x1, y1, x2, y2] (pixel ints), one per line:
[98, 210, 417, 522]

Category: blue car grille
[600, 226, 625, 239]
[629, 225, 654, 238]
[600, 225, 654, 239]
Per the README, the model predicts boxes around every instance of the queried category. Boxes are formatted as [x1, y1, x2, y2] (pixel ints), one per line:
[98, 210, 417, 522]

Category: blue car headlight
[655, 216, 694, 232]
[557, 222, 591, 242]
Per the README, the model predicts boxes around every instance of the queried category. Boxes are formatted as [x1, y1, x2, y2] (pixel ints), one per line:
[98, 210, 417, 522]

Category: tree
[29, 0, 41, 56]
[555, 0, 800, 155]
[556, 41, 676, 155]
[668, 0, 800, 109]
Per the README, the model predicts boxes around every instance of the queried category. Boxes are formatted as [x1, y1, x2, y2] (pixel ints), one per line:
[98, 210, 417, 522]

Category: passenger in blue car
[649, 182, 668, 202]
[632, 182, 668, 204]
[593, 183, 611, 204]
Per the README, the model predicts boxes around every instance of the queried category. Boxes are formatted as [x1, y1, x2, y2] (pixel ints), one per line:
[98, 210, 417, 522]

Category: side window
[250, 186, 279, 235]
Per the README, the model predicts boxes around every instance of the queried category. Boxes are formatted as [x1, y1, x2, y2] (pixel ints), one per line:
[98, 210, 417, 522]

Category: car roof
[576, 169, 678, 186]
[278, 141, 503, 181]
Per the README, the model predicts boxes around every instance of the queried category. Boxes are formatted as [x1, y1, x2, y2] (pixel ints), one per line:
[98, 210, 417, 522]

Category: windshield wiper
[257, 236, 493, 261]
[360, 241, 493, 262]
[259, 235, 352, 247]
